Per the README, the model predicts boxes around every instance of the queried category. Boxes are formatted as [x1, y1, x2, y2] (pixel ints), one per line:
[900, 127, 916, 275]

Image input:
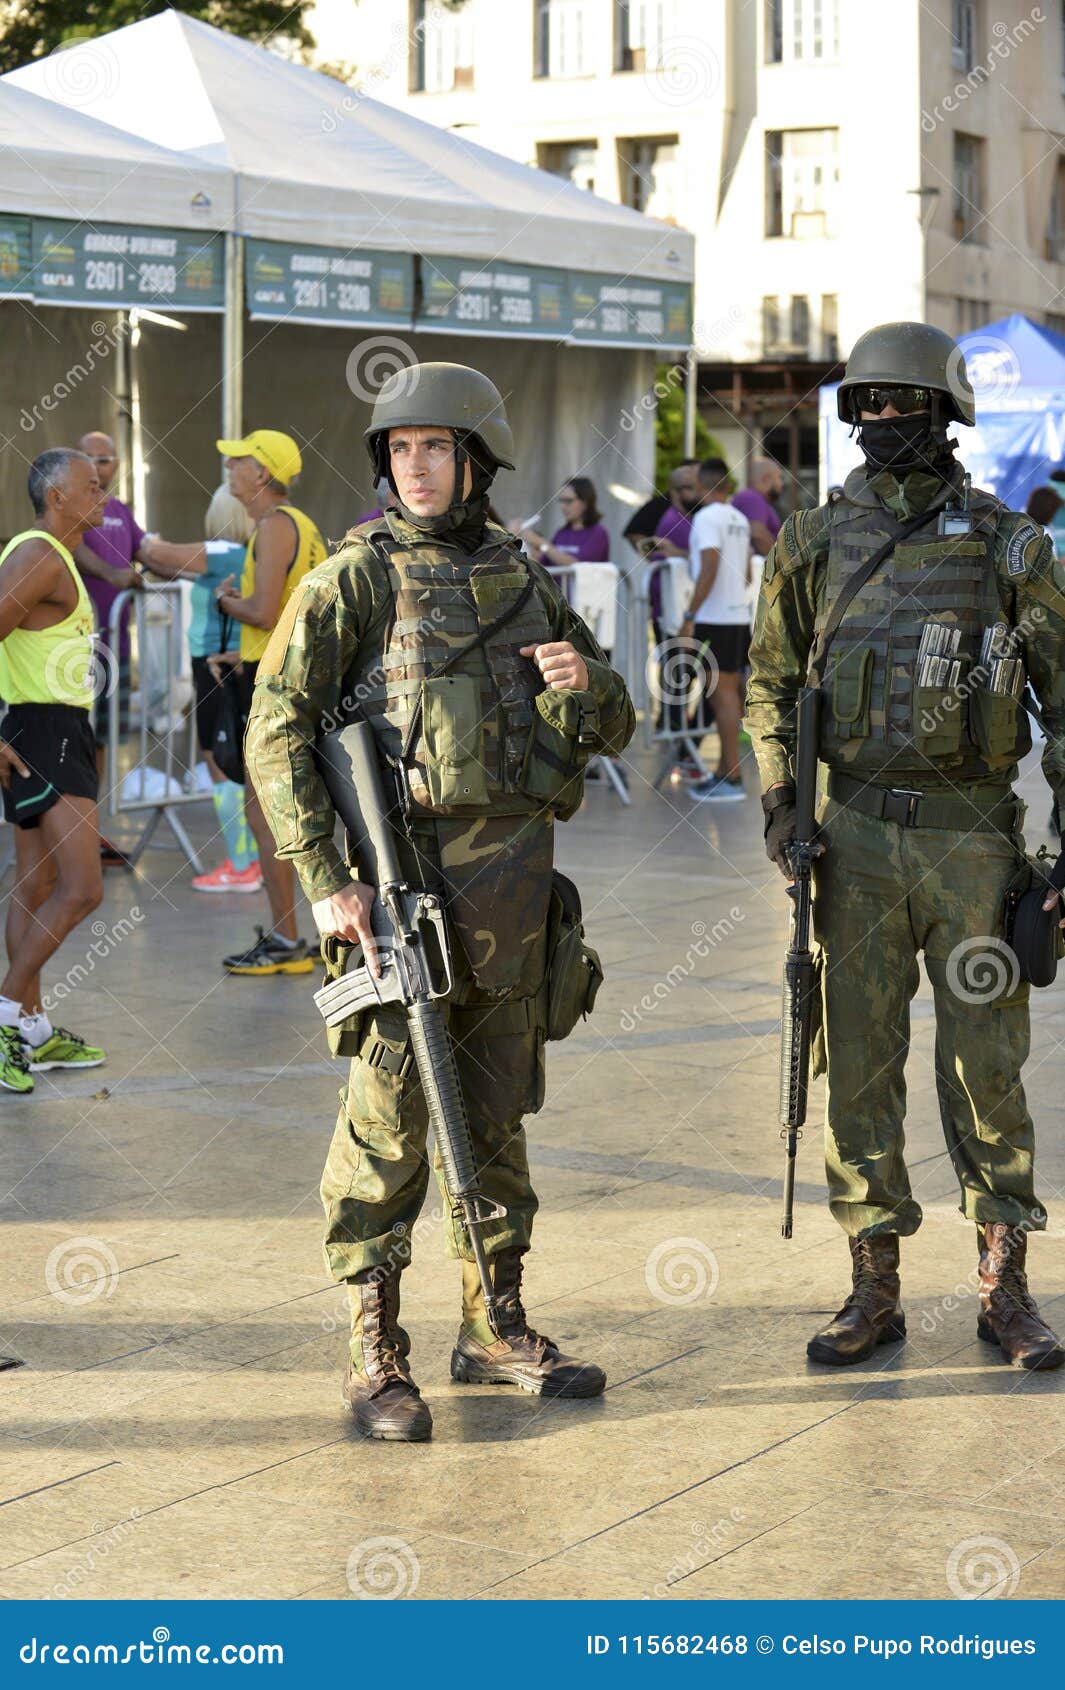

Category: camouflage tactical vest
[345, 524, 557, 817]
[818, 480, 1031, 781]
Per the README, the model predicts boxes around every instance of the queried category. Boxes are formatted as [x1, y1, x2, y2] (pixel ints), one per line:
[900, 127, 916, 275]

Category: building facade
[309, 0, 1065, 503]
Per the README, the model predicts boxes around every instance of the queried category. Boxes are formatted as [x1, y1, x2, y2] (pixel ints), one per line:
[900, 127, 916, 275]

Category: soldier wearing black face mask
[746, 321, 1065, 1374]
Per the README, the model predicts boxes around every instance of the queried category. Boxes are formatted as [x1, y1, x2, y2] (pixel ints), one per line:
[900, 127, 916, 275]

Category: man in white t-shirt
[680, 458, 752, 802]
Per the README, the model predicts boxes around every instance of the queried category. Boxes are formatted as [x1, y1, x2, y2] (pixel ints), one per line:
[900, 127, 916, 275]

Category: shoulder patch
[1005, 519, 1042, 578]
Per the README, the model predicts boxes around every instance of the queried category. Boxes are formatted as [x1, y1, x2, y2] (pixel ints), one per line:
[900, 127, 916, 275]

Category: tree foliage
[654, 363, 724, 491]
[0, 2, 315, 73]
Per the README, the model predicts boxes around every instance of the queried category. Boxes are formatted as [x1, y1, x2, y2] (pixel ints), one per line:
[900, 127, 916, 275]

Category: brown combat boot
[342, 1264, 433, 1441]
[806, 1235, 906, 1365]
[976, 1222, 1064, 1371]
[450, 1248, 606, 1398]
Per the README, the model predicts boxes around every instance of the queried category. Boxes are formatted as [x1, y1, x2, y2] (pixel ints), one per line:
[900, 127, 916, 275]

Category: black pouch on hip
[1003, 848, 1065, 988]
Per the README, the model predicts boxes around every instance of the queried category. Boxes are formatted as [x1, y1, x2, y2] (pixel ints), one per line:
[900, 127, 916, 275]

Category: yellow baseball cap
[217, 429, 301, 487]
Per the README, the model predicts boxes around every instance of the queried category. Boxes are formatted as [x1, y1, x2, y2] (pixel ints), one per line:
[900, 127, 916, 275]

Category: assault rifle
[779, 686, 821, 1239]
[313, 719, 505, 1335]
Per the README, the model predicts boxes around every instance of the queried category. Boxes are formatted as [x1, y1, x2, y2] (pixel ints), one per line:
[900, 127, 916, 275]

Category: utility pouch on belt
[521, 690, 598, 809]
[318, 933, 365, 1056]
[420, 674, 490, 808]
[1003, 849, 1065, 988]
[544, 869, 603, 1040]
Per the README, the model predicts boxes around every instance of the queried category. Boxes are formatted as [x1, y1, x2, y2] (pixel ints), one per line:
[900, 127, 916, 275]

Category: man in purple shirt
[74, 431, 209, 863]
[731, 457, 784, 556]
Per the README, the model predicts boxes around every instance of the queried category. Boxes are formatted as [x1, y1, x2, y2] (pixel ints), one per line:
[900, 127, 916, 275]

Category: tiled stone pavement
[2, 739, 1064, 1601]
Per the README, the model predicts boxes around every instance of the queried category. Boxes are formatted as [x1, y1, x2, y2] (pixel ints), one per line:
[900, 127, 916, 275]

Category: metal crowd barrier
[544, 560, 642, 806]
[106, 583, 206, 872]
[639, 557, 714, 790]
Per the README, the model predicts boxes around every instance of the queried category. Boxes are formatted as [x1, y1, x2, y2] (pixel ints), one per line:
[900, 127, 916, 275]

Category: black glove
[762, 785, 797, 874]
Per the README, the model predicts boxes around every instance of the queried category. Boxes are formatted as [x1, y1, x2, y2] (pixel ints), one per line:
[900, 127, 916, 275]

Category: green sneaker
[26, 1027, 106, 1072]
[0, 1027, 34, 1093]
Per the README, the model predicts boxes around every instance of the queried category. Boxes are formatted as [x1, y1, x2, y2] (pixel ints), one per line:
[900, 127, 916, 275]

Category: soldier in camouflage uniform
[747, 322, 1065, 1372]
[245, 363, 634, 1440]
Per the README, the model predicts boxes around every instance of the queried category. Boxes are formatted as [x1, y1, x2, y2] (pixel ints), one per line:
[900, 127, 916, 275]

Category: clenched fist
[520, 640, 589, 692]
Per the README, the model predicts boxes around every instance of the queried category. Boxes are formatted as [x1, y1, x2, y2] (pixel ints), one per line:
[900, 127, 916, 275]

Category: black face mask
[856, 412, 936, 473]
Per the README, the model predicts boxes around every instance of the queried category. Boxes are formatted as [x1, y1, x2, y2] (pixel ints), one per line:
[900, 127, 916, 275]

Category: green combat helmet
[837, 322, 976, 426]
[365, 361, 516, 473]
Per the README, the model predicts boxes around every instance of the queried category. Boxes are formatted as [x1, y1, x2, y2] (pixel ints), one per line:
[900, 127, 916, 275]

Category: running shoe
[223, 927, 314, 976]
[26, 1027, 106, 1071]
[191, 859, 264, 893]
[690, 775, 747, 804]
[0, 1027, 33, 1093]
[100, 838, 133, 869]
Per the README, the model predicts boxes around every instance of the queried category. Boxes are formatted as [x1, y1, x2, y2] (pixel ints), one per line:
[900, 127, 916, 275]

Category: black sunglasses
[851, 385, 932, 417]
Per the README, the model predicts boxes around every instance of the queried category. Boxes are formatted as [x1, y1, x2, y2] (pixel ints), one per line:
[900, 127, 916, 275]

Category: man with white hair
[0, 450, 110, 1092]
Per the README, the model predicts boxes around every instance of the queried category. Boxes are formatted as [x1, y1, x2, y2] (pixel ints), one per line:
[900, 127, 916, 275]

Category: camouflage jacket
[244, 513, 635, 904]
[746, 462, 1065, 801]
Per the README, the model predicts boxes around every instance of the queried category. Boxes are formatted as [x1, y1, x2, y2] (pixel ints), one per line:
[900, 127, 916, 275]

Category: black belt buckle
[884, 787, 922, 826]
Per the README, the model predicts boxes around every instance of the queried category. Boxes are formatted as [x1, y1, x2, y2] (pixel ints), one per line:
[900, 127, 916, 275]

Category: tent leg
[683, 345, 697, 458]
[222, 232, 244, 438]
[114, 311, 134, 505]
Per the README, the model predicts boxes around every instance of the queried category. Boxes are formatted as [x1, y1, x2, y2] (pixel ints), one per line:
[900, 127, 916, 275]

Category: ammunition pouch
[519, 689, 599, 818]
[420, 674, 490, 808]
[543, 869, 604, 1041]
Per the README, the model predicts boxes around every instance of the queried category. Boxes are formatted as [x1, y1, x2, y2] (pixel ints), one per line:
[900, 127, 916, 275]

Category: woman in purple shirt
[520, 478, 611, 569]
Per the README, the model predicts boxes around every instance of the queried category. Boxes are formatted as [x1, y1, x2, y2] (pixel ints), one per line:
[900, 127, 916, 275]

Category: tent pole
[222, 232, 244, 438]
[683, 344, 697, 458]
[114, 310, 134, 505]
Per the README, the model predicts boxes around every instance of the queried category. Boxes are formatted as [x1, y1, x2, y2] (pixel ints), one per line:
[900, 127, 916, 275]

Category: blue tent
[819, 314, 1065, 516]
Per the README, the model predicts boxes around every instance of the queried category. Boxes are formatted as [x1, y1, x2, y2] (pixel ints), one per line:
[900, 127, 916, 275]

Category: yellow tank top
[239, 502, 326, 662]
[0, 529, 95, 710]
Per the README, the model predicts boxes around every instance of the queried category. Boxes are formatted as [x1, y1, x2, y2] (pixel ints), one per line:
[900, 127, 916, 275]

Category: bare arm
[137, 536, 207, 577]
[0, 540, 66, 641]
[218, 510, 294, 630]
[72, 541, 139, 590]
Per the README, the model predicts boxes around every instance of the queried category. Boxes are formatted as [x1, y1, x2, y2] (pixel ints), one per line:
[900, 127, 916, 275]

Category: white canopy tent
[3, 11, 693, 558]
[6, 9, 689, 279]
[0, 82, 232, 526]
[0, 79, 232, 228]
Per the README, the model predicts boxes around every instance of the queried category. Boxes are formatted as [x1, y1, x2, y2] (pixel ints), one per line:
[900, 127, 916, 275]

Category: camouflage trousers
[320, 925, 548, 1281]
[813, 793, 1046, 1240]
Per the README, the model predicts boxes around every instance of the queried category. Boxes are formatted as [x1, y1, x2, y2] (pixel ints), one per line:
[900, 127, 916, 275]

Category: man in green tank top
[0, 449, 109, 1094]
[748, 323, 1065, 1372]
[246, 363, 635, 1442]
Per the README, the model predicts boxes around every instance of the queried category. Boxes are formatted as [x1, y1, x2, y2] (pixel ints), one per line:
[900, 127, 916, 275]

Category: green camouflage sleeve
[244, 545, 383, 903]
[996, 514, 1065, 811]
[535, 566, 637, 756]
[745, 508, 829, 789]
